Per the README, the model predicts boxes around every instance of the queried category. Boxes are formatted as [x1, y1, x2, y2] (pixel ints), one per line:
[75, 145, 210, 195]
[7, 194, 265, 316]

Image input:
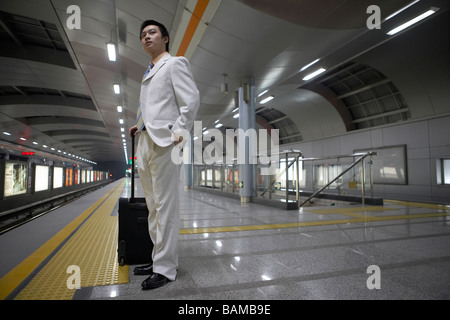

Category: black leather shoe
[133, 264, 153, 275]
[141, 273, 170, 290]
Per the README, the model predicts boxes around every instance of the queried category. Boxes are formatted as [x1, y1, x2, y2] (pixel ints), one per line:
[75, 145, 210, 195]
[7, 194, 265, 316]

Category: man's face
[140, 25, 168, 55]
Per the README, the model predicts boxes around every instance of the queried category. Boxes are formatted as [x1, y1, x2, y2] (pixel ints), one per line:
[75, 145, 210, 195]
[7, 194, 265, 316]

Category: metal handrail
[260, 156, 300, 197]
[299, 152, 377, 207]
[259, 150, 302, 198]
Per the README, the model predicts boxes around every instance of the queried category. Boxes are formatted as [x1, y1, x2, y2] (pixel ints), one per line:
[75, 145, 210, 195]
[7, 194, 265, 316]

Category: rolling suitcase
[117, 131, 153, 266]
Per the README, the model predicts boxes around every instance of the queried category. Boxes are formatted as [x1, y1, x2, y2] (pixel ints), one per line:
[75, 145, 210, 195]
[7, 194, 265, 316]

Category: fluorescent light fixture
[113, 84, 120, 94]
[232, 108, 239, 113]
[300, 59, 320, 72]
[33, 141, 38, 145]
[215, 123, 223, 128]
[20, 137, 26, 141]
[302, 68, 326, 81]
[43, 145, 48, 148]
[215, 119, 220, 124]
[119, 119, 124, 124]
[3, 132, 11, 136]
[387, 8, 438, 35]
[221, 82, 228, 94]
[260, 96, 274, 104]
[258, 90, 268, 97]
[121, 128, 125, 132]
[385, 0, 420, 21]
[233, 114, 239, 119]
[107, 43, 117, 61]
[117, 106, 123, 113]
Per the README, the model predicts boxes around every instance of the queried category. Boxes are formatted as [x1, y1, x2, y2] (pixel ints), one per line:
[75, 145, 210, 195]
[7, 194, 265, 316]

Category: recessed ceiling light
[300, 59, 320, 72]
[387, 7, 439, 35]
[260, 96, 274, 104]
[107, 42, 117, 61]
[302, 68, 326, 81]
[257, 90, 268, 97]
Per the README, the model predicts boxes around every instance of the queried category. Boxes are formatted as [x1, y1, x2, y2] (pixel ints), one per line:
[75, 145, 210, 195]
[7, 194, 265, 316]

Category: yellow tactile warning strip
[0, 184, 123, 300]
[306, 206, 397, 214]
[179, 211, 450, 235]
[0, 180, 128, 300]
[385, 199, 450, 211]
[179, 200, 450, 235]
[305, 206, 397, 218]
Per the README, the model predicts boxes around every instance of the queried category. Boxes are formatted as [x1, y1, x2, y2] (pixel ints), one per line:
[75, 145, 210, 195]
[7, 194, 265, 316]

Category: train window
[53, 167, 63, 189]
[4, 162, 28, 197]
[35, 165, 49, 192]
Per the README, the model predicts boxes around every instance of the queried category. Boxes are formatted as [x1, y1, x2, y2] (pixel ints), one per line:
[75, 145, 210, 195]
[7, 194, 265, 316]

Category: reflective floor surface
[74, 178, 450, 300]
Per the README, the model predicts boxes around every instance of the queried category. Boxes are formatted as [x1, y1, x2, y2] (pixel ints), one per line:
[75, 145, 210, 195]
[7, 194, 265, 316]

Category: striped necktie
[136, 63, 154, 132]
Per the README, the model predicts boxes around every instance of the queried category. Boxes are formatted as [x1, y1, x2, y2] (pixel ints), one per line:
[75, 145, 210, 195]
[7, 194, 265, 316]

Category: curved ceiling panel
[239, 0, 413, 29]
[1, 0, 449, 166]
[305, 62, 410, 130]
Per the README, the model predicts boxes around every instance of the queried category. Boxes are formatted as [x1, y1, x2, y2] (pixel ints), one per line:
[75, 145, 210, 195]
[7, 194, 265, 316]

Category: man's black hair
[140, 20, 170, 52]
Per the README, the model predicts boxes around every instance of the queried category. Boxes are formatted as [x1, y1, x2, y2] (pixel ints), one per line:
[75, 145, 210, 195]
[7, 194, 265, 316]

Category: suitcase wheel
[118, 240, 126, 266]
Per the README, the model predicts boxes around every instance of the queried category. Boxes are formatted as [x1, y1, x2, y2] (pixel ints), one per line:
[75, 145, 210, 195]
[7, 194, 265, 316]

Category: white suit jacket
[140, 53, 200, 147]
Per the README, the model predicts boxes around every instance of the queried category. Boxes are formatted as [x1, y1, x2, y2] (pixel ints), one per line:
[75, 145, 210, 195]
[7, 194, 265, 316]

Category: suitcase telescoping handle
[130, 128, 137, 202]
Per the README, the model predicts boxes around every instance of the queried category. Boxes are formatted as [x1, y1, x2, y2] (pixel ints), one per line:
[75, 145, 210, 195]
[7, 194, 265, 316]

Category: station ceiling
[0, 0, 449, 165]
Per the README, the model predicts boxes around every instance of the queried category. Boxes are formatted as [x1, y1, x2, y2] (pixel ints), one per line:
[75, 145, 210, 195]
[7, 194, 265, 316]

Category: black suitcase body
[117, 132, 153, 266]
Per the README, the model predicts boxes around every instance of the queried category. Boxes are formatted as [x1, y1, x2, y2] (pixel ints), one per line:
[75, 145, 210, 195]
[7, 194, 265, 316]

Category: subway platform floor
[1, 177, 449, 300]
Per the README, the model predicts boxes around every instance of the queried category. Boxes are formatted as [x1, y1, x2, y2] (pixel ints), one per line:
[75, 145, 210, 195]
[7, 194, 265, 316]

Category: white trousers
[136, 131, 180, 281]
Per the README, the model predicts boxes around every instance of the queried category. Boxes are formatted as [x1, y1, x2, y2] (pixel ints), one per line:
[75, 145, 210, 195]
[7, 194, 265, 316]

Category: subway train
[0, 0, 449, 304]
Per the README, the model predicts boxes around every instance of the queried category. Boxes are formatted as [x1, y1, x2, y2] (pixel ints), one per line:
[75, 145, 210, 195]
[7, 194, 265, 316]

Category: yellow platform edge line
[179, 212, 450, 235]
[0, 180, 124, 300]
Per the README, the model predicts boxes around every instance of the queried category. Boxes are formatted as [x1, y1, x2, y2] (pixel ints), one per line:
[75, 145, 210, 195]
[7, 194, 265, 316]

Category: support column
[237, 79, 256, 203]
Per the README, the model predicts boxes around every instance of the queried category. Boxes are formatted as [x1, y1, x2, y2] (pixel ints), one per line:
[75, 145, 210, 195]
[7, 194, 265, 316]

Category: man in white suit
[129, 20, 200, 290]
